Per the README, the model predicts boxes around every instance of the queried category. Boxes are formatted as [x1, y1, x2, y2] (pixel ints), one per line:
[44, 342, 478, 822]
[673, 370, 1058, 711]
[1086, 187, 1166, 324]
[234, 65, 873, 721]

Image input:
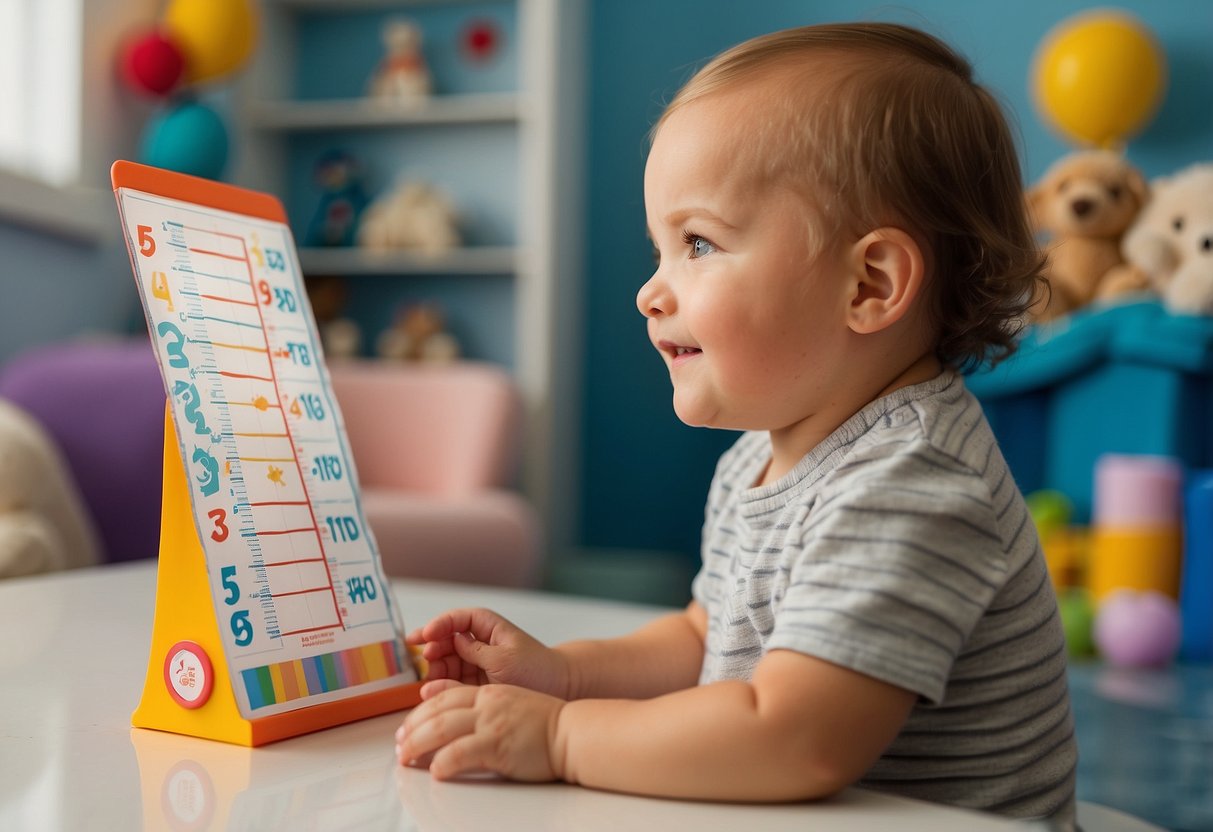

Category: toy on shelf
[357, 181, 460, 256]
[305, 150, 368, 248]
[306, 276, 362, 360]
[368, 18, 432, 105]
[376, 303, 459, 364]
[1026, 150, 1150, 321]
[1119, 163, 1213, 316]
[461, 18, 503, 64]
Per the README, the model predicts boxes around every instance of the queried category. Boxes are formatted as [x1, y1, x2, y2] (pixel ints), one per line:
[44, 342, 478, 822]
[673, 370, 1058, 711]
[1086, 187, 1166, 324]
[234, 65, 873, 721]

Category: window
[0, 0, 83, 187]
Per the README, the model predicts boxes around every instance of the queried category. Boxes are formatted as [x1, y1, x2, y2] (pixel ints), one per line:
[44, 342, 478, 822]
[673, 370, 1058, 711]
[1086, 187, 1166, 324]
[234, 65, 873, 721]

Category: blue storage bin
[967, 301, 1213, 522]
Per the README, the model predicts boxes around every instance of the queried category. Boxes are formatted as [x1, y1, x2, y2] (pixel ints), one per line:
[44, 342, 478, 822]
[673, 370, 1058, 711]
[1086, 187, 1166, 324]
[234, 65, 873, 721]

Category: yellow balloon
[164, 0, 259, 84]
[1032, 10, 1167, 148]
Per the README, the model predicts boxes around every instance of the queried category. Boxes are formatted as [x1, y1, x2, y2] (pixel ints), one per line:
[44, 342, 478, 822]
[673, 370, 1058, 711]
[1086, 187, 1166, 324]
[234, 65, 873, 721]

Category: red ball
[120, 30, 185, 96]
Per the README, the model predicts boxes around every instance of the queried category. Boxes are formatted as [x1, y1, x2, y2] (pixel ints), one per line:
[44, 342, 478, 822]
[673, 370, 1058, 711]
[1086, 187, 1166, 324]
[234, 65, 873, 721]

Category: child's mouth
[660, 341, 702, 365]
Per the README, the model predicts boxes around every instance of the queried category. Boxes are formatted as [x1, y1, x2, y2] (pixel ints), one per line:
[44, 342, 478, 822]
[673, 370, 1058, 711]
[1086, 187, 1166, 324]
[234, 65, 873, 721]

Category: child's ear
[845, 228, 925, 335]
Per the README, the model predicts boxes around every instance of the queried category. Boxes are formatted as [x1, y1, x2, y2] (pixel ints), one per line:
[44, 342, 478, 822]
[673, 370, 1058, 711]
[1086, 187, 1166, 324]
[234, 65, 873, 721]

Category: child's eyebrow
[659, 207, 738, 231]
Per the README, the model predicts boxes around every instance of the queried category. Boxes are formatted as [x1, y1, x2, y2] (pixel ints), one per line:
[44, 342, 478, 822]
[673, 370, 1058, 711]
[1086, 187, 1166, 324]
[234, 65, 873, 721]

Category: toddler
[396, 22, 1076, 827]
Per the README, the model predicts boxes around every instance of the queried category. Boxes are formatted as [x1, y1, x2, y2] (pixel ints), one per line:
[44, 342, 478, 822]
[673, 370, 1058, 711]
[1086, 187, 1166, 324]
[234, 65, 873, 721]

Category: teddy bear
[1116, 163, 1213, 316]
[376, 303, 460, 363]
[0, 400, 99, 578]
[356, 180, 461, 256]
[368, 18, 432, 105]
[1026, 150, 1151, 321]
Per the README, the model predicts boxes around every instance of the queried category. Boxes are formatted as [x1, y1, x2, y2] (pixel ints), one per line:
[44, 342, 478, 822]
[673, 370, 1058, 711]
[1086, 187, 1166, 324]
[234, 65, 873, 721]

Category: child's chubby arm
[396, 644, 917, 801]
[408, 601, 707, 701]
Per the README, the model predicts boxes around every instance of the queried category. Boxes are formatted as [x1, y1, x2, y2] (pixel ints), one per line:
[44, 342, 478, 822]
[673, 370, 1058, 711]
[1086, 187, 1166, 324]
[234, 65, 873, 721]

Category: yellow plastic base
[133, 405, 421, 746]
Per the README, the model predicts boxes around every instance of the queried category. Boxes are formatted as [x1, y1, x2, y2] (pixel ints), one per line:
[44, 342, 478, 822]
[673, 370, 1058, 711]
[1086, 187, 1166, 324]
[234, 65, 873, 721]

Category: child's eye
[682, 230, 716, 259]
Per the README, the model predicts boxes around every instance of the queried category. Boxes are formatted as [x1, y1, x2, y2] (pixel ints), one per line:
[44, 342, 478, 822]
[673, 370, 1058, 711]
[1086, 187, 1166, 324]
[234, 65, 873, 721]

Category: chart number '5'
[137, 225, 156, 256]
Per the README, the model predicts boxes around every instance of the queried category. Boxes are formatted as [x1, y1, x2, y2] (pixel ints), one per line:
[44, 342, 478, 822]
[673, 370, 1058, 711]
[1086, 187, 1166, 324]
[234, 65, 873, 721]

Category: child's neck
[758, 350, 943, 487]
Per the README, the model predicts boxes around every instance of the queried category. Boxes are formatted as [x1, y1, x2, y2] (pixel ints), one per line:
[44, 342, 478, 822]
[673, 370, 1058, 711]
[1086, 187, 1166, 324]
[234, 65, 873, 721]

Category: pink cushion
[361, 489, 540, 587]
[330, 360, 521, 496]
[330, 360, 541, 587]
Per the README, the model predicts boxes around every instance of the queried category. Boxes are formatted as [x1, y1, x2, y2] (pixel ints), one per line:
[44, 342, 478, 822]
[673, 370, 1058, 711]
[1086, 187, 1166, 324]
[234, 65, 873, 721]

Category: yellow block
[1087, 526, 1182, 603]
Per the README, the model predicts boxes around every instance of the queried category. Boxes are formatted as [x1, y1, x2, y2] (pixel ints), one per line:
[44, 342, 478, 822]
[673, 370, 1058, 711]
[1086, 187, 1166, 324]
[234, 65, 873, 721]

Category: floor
[1069, 662, 1213, 831]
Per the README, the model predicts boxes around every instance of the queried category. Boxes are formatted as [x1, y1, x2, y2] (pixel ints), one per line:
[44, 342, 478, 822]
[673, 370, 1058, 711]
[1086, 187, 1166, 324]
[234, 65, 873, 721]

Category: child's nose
[636, 271, 673, 318]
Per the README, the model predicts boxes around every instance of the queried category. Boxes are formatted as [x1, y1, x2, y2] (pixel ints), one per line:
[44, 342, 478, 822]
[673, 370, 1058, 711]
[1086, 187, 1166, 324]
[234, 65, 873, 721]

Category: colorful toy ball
[1093, 590, 1182, 668]
[163, 0, 259, 85]
[1031, 10, 1167, 149]
[139, 100, 229, 181]
[119, 30, 185, 97]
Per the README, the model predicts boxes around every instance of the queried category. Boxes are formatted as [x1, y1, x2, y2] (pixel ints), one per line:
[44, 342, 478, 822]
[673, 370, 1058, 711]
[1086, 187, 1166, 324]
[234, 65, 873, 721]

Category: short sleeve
[765, 441, 1009, 704]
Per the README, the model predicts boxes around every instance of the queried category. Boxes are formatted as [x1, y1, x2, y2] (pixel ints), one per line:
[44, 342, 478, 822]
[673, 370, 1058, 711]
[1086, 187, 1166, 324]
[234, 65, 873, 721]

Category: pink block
[1093, 454, 1182, 527]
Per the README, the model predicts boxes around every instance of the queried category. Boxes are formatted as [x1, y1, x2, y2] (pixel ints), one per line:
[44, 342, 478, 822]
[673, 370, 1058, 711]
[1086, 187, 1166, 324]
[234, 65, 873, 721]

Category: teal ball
[139, 101, 229, 180]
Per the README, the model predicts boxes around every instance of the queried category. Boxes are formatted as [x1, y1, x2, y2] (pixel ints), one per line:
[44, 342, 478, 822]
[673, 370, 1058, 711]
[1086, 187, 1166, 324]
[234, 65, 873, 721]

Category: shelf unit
[235, 0, 586, 557]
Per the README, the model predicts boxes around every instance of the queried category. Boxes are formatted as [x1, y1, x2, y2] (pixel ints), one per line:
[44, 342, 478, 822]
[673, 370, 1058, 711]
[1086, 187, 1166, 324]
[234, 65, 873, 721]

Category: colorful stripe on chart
[241, 640, 406, 710]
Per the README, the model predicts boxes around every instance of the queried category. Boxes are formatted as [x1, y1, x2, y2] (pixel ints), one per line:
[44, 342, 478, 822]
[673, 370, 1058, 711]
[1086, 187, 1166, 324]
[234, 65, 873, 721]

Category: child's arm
[396, 646, 916, 801]
[408, 602, 707, 700]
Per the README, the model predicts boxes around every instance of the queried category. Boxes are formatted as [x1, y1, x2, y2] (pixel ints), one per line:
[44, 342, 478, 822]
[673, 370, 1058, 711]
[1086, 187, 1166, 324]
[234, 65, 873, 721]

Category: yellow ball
[164, 0, 259, 84]
[1032, 10, 1166, 148]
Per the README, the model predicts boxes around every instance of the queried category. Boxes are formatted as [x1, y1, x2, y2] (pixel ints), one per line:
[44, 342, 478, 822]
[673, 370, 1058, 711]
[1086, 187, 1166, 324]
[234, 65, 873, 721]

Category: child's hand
[406, 607, 572, 698]
[395, 680, 566, 782]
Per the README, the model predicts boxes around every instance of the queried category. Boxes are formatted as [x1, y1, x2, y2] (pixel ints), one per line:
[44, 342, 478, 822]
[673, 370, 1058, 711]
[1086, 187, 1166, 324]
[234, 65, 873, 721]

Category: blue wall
[578, 1, 1213, 566]
[0, 223, 141, 366]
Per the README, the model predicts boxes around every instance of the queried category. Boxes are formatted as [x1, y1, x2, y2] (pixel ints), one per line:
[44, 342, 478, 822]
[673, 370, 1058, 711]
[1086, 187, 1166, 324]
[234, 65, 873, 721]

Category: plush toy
[357, 180, 460, 256]
[1118, 163, 1213, 316]
[0, 400, 100, 578]
[305, 150, 368, 248]
[376, 303, 460, 363]
[368, 18, 432, 104]
[1026, 150, 1150, 320]
[306, 276, 362, 360]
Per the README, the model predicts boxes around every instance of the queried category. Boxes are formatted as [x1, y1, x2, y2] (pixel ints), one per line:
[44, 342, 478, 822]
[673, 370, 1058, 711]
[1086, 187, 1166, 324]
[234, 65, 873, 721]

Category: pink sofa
[329, 359, 542, 588]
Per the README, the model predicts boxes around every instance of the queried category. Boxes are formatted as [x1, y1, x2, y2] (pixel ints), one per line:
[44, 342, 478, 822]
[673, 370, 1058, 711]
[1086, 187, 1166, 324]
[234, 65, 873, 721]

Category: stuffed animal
[368, 18, 432, 104]
[306, 276, 362, 360]
[0, 400, 99, 578]
[376, 303, 460, 363]
[1027, 150, 1150, 321]
[1118, 163, 1213, 316]
[357, 181, 460, 256]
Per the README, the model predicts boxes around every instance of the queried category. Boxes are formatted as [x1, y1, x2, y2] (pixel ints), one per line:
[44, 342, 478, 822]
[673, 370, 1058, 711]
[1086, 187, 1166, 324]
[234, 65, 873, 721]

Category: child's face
[638, 91, 856, 432]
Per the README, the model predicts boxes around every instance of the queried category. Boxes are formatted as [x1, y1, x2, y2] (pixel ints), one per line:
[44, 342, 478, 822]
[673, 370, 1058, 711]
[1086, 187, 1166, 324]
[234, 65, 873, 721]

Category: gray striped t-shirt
[692, 369, 1076, 825]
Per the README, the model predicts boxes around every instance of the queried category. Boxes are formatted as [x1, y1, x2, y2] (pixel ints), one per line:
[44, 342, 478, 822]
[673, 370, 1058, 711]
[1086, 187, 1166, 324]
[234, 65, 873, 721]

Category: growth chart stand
[115, 160, 421, 747]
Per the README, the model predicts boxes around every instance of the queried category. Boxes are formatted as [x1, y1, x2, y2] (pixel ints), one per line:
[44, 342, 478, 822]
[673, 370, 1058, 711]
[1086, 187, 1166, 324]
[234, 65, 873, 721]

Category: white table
[0, 562, 1025, 831]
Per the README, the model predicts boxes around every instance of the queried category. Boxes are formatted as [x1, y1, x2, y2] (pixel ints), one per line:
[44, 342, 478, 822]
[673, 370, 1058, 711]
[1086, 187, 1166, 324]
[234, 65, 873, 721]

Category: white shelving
[298, 244, 516, 275]
[246, 92, 520, 131]
[236, 0, 586, 558]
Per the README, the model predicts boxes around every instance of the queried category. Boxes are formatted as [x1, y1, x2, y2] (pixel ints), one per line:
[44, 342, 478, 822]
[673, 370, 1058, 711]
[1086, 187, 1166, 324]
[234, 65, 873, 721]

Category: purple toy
[1093, 590, 1182, 667]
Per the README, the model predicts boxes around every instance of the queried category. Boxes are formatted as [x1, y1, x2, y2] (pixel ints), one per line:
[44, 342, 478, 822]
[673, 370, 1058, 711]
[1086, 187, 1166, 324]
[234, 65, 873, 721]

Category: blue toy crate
[967, 301, 1213, 523]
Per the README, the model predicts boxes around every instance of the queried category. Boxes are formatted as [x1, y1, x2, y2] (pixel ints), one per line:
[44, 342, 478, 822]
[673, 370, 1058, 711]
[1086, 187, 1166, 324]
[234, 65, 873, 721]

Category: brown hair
[656, 23, 1045, 370]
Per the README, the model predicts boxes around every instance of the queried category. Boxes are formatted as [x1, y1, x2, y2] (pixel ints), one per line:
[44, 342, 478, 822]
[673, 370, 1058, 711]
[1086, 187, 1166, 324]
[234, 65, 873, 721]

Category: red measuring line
[270, 587, 333, 599]
[279, 622, 341, 637]
[235, 235, 346, 629]
[263, 557, 325, 568]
